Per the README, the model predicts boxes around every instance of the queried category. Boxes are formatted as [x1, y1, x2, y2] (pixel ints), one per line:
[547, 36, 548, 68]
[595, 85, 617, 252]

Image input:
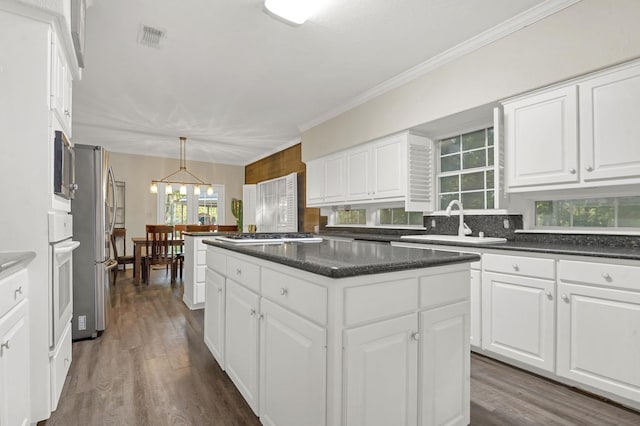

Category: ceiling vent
[138, 25, 166, 48]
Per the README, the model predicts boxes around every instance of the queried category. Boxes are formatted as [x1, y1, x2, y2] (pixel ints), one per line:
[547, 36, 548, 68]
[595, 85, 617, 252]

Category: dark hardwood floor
[41, 269, 640, 426]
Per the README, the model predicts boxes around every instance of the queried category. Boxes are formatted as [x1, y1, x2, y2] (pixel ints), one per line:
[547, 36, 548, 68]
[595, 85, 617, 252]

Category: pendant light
[150, 137, 214, 195]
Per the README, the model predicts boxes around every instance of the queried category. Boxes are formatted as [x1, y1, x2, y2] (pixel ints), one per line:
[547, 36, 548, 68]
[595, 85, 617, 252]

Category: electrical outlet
[503, 219, 510, 229]
[78, 315, 86, 331]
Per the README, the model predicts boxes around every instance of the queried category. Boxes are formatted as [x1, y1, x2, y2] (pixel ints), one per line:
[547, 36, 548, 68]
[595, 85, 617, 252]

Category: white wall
[301, 0, 640, 161]
[107, 152, 244, 253]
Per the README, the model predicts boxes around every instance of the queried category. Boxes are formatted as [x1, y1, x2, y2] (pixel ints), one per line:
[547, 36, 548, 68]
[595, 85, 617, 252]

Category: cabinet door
[469, 269, 481, 348]
[306, 159, 324, 206]
[557, 282, 640, 402]
[580, 63, 640, 181]
[482, 272, 555, 371]
[0, 301, 30, 426]
[372, 136, 405, 199]
[343, 314, 418, 426]
[225, 279, 260, 414]
[259, 299, 326, 426]
[204, 268, 225, 367]
[323, 154, 346, 203]
[504, 86, 579, 188]
[420, 301, 470, 426]
[346, 146, 371, 201]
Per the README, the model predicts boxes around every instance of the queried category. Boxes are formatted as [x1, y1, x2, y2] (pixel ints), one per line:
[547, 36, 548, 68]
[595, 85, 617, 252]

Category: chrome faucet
[446, 200, 472, 237]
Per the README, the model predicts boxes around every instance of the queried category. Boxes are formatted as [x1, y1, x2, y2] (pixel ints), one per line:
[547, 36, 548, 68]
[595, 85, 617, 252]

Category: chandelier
[150, 137, 213, 195]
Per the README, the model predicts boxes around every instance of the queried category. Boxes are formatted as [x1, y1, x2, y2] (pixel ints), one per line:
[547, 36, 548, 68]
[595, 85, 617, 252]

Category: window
[336, 209, 366, 225]
[379, 208, 423, 226]
[438, 127, 495, 210]
[535, 196, 640, 229]
[156, 183, 225, 225]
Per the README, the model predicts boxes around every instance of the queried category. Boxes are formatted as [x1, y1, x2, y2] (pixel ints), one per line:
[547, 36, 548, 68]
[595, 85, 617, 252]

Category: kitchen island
[203, 238, 479, 426]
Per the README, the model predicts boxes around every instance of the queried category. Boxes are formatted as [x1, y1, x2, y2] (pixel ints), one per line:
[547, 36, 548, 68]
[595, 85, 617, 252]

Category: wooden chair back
[217, 225, 238, 232]
[185, 224, 216, 232]
[145, 225, 176, 267]
[174, 224, 187, 239]
[112, 227, 127, 255]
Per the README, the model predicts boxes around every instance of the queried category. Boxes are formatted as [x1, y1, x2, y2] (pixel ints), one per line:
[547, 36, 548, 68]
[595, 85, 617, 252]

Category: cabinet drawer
[206, 248, 226, 274]
[50, 321, 72, 410]
[196, 250, 206, 266]
[262, 268, 327, 325]
[344, 278, 418, 326]
[483, 253, 555, 280]
[226, 255, 260, 293]
[420, 270, 470, 310]
[559, 260, 640, 291]
[0, 269, 28, 317]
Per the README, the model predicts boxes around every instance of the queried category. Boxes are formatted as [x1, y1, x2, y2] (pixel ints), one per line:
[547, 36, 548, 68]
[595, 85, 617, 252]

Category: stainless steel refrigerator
[71, 144, 117, 340]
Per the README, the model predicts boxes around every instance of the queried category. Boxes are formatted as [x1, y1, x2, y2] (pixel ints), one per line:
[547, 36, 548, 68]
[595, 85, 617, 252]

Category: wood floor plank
[40, 269, 640, 426]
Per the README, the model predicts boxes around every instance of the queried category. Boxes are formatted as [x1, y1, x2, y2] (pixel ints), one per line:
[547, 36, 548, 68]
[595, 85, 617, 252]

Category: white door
[305, 159, 324, 205]
[420, 301, 470, 426]
[504, 86, 579, 188]
[259, 299, 326, 426]
[557, 282, 640, 402]
[0, 301, 30, 426]
[372, 136, 405, 199]
[580, 63, 640, 181]
[323, 154, 346, 203]
[343, 313, 418, 426]
[482, 272, 555, 372]
[225, 279, 260, 414]
[346, 146, 371, 201]
[204, 268, 225, 368]
[469, 269, 481, 348]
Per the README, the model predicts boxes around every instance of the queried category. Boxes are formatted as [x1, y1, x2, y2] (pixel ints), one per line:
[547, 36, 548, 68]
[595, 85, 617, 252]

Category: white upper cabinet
[504, 59, 640, 192]
[504, 86, 578, 188]
[50, 32, 73, 137]
[307, 132, 433, 211]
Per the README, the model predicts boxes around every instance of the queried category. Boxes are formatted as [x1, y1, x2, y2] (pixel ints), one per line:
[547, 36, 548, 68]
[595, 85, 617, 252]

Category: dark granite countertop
[183, 231, 222, 237]
[321, 232, 640, 261]
[203, 239, 479, 278]
[0, 251, 36, 279]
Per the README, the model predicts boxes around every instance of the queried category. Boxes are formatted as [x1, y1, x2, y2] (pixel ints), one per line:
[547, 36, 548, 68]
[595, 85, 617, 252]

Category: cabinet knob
[569, 168, 576, 174]
[250, 308, 256, 316]
[1, 340, 10, 352]
[512, 264, 519, 271]
[586, 165, 593, 172]
[64, 109, 70, 116]
[601, 272, 611, 280]
[545, 291, 553, 299]
[236, 268, 242, 276]
[14, 286, 23, 298]
[411, 332, 420, 341]
[217, 287, 222, 293]
[561, 294, 569, 302]
[280, 287, 288, 296]
[259, 313, 264, 320]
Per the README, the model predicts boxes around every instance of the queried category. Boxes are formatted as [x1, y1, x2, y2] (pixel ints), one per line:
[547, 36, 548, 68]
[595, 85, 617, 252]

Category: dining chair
[185, 224, 216, 232]
[217, 225, 239, 232]
[142, 225, 180, 284]
[112, 228, 136, 275]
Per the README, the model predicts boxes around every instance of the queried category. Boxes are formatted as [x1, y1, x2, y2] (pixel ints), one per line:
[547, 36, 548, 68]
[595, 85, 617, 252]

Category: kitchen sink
[400, 235, 507, 244]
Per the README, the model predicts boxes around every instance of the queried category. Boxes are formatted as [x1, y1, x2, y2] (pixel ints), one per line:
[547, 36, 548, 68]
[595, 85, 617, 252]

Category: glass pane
[440, 175, 459, 193]
[486, 191, 494, 209]
[462, 129, 485, 150]
[572, 199, 615, 227]
[487, 127, 494, 146]
[440, 137, 460, 155]
[486, 170, 494, 189]
[357, 210, 367, 224]
[462, 150, 486, 169]
[440, 155, 460, 173]
[618, 197, 640, 227]
[440, 193, 459, 210]
[392, 209, 408, 225]
[198, 186, 218, 225]
[488, 147, 494, 166]
[379, 208, 392, 224]
[461, 171, 484, 191]
[461, 192, 484, 209]
[165, 190, 187, 225]
[409, 212, 423, 225]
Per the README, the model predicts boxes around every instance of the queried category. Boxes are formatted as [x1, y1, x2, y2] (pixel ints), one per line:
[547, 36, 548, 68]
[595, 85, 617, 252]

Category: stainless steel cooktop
[214, 233, 323, 245]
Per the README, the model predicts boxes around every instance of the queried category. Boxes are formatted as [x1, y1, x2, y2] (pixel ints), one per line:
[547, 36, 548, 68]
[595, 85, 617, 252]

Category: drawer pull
[236, 268, 242, 276]
[569, 168, 576, 174]
[512, 264, 519, 271]
[411, 332, 420, 341]
[250, 308, 256, 316]
[586, 165, 593, 172]
[601, 272, 611, 280]
[561, 294, 569, 302]
[545, 291, 553, 300]
[14, 286, 23, 298]
[280, 287, 288, 296]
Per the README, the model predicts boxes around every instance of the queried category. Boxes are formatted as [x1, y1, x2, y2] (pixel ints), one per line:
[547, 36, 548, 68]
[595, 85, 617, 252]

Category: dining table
[131, 236, 184, 284]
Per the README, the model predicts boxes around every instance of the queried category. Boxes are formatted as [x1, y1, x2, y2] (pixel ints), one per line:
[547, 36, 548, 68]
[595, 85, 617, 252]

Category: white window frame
[156, 183, 225, 225]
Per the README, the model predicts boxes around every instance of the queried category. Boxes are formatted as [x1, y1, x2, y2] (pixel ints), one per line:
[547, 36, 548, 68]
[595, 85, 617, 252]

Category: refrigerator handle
[108, 166, 117, 235]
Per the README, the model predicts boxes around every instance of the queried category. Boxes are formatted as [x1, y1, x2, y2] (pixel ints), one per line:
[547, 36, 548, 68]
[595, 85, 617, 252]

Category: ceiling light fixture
[150, 137, 213, 195]
[264, 0, 321, 25]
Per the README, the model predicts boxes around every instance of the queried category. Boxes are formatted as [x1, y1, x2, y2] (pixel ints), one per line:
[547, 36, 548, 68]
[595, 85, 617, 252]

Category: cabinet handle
[569, 168, 576, 174]
[545, 291, 553, 299]
[280, 287, 288, 296]
[259, 313, 264, 320]
[250, 308, 256, 316]
[601, 272, 611, 280]
[512, 264, 519, 271]
[64, 109, 70, 116]
[14, 286, 23, 298]
[64, 357, 70, 365]
[1, 341, 9, 351]
[217, 288, 222, 293]
[236, 268, 242, 276]
[561, 294, 569, 302]
[411, 332, 420, 341]
[586, 166, 593, 172]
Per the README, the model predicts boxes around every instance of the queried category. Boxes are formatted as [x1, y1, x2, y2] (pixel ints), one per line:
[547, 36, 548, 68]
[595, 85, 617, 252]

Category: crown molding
[299, 0, 581, 132]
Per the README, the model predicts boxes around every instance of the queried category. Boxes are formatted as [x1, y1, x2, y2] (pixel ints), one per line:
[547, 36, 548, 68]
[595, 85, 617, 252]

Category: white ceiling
[73, 0, 548, 165]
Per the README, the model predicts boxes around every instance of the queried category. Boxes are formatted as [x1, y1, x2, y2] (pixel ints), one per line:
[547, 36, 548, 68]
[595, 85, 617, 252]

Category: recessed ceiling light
[264, 0, 322, 25]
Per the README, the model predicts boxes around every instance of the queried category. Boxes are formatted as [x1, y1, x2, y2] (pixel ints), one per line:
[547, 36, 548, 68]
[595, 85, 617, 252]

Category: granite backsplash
[423, 214, 523, 239]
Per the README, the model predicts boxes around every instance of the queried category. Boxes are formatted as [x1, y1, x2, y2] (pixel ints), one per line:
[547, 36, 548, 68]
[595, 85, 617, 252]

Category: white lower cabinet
[557, 260, 640, 405]
[343, 314, 418, 426]
[225, 279, 261, 414]
[204, 268, 225, 367]
[259, 299, 326, 426]
[0, 300, 30, 426]
[184, 236, 207, 309]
